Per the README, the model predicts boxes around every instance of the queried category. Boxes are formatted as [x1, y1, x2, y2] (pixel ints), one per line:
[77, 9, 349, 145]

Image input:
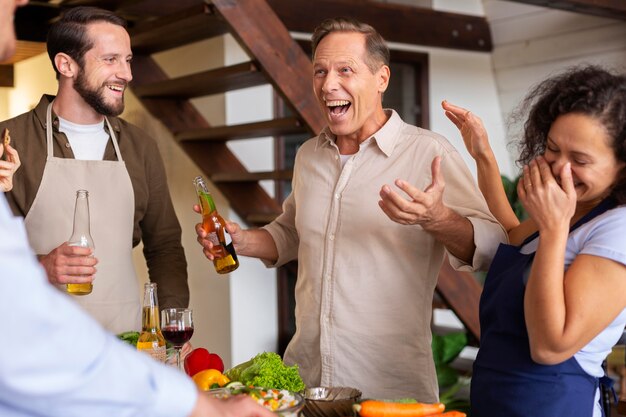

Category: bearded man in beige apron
[19, 12, 143, 334]
[23, 102, 140, 335]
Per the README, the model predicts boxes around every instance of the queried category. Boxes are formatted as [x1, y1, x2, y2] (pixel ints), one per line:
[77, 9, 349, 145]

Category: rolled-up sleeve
[440, 149, 507, 271]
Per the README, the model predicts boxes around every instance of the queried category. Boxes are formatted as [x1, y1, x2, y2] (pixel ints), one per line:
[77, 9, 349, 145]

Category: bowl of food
[207, 383, 304, 417]
[302, 387, 362, 417]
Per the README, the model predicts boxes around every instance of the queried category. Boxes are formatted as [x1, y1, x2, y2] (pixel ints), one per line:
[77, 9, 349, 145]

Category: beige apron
[24, 102, 141, 334]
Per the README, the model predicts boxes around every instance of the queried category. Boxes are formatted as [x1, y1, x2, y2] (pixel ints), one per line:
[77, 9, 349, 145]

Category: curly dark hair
[514, 65, 626, 203]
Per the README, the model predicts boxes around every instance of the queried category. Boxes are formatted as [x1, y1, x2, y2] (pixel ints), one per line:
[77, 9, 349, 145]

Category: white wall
[0, 53, 56, 123]
[429, 0, 514, 177]
[222, 34, 279, 366]
[424, 46, 515, 178]
[484, 0, 626, 155]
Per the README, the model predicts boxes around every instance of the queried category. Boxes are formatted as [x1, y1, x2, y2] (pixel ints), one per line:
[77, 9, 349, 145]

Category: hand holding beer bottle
[193, 176, 239, 274]
[66, 189, 95, 295]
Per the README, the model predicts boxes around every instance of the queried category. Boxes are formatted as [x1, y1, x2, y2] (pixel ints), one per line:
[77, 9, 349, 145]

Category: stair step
[130, 4, 229, 55]
[131, 61, 265, 99]
[211, 0, 326, 134]
[211, 170, 293, 183]
[176, 117, 307, 142]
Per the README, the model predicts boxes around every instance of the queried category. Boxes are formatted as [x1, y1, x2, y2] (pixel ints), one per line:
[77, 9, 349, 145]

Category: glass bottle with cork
[136, 282, 167, 363]
[67, 189, 94, 295]
[193, 175, 239, 274]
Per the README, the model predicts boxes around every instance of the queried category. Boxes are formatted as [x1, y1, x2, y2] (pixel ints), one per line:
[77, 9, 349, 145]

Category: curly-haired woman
[444, 65, 626, 417]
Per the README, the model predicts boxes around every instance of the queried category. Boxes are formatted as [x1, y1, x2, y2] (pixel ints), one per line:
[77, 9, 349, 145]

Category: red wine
[162, 326, 194, 346]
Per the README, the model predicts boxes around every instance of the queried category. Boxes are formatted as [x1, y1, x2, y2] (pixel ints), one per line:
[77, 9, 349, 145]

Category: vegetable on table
[354, 400, 445, 417]
[224, 351, 305, 392]
[184, 348, 224, 376]
[117, 331, 140, 347]
[423, 412, 466, 417]
[192, 369, 230, 391]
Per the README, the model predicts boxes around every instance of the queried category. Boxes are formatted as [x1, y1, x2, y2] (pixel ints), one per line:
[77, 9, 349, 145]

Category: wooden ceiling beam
[14, 2, 60, 43]
[16, 0, 492, 52]
[0, 66, 14, 87]
[507, 0, 626, 21]
[267, 0, 492, 52]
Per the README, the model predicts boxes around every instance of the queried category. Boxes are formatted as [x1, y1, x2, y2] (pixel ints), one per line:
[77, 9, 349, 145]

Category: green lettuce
[117, 331, 140, 347]
[224, 352, 305, 392]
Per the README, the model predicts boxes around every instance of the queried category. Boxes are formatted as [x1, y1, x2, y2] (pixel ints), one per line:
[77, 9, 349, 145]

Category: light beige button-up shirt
[264, 110, 506, 400]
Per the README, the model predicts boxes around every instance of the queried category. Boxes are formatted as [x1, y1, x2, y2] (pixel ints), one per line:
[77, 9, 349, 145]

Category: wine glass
[161, 308, 194, 371]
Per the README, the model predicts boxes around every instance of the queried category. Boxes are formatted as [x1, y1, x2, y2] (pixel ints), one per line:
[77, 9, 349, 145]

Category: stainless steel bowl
[303, 387, 362, 417]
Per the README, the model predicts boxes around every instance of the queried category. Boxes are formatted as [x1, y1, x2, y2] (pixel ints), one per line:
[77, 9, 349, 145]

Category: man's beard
[74, 69, 125, 117]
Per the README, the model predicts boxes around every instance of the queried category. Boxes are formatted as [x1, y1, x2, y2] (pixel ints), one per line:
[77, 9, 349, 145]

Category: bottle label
[208, 231, 220, 246]
[138, 344, 167, 363]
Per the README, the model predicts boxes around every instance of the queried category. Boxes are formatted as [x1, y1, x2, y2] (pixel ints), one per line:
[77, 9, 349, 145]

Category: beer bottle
[193, 175, 239, 274]
[137, 282, 167, 363]
[67, 189, 94, 295]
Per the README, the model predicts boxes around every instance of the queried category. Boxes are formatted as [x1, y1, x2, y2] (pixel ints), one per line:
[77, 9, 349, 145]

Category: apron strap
[45, 101, 124, 162]
[104, 117, 124, 162]
[600, 374, 618, 404]
[45, 102, 55, 158]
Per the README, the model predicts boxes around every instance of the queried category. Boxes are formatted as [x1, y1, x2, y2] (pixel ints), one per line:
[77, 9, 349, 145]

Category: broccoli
[224, 352, 305, 392]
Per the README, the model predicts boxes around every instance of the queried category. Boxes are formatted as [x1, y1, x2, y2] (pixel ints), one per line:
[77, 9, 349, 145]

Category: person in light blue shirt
[0, 191, 275, 417]
[0, 2, 273, 417]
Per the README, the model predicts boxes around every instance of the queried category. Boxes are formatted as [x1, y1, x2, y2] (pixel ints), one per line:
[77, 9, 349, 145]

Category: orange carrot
[426, 412, 467, 417]
[355, 400, 446, 417]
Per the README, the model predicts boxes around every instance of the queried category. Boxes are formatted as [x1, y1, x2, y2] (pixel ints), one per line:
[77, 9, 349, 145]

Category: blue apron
[471, 198, 616, 417]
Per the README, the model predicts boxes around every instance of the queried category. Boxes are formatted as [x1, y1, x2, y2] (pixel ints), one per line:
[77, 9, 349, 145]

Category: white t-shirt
[58, 116, 109, 160]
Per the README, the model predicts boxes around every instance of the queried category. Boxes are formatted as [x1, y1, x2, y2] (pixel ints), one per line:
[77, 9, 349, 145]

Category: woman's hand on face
[517, 156, 577, 232]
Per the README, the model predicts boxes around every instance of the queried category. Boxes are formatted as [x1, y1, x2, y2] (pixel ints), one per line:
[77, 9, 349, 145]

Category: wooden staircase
[128, 0, 325, 225]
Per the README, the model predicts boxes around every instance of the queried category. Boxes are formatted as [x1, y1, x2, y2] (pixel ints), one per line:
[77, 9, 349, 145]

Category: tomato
[184, 348, 224, 376]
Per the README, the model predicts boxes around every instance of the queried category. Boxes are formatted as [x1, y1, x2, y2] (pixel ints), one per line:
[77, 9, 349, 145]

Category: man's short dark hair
[47, 6, 127, 76]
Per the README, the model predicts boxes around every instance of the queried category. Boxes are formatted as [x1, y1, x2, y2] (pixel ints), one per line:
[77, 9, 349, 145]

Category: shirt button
[334, 193, 340, 199]
[65, 142, 71, 148]
[335, 155, 339, 160]
[329, 234, 335, 241]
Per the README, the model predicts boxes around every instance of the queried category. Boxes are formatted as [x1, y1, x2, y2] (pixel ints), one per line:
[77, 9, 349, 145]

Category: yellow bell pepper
[192, 369, 230, 391]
